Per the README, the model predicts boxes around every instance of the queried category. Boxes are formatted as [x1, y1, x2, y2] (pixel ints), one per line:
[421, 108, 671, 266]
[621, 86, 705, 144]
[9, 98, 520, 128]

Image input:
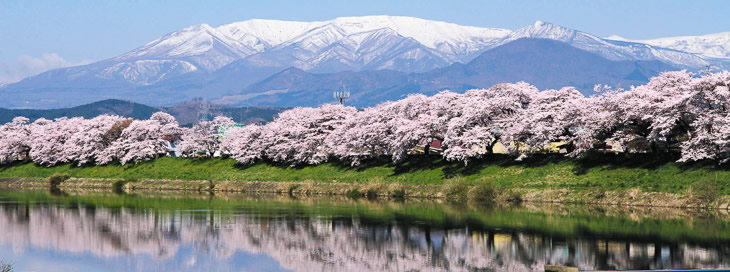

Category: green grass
[1, 153, 730, 194]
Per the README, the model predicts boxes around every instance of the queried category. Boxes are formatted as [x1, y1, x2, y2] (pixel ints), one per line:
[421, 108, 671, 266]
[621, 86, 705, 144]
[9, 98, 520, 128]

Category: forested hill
[0, 99, 283, 125]
[0, 99, 159, 124]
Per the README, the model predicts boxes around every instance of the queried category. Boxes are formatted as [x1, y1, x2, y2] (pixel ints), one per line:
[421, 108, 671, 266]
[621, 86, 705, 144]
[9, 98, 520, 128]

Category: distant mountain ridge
[1, 16, 729, 109]
[217, 38, 674, 107]
[606, 31, 730, 60]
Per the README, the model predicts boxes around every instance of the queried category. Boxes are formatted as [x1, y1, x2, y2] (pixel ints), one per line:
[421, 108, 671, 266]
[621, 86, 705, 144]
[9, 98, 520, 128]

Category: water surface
[0, 189, 729, 271]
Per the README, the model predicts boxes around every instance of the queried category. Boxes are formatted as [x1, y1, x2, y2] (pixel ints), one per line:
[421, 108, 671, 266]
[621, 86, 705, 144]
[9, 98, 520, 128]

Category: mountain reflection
[0, 192, 729, 271]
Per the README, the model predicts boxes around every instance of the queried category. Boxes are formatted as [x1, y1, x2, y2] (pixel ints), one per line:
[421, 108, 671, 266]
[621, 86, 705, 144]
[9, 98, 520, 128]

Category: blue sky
[1, 0, 729, 83]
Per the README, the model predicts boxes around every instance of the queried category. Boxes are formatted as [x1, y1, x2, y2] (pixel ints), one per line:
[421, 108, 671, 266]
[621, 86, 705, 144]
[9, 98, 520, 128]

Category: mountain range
[2, 16, 729, 109]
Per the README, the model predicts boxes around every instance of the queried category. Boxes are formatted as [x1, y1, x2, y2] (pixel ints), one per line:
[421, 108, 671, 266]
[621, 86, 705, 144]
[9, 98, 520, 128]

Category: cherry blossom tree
[509, 87, 587, 155]
[3, 70, 730, 167]
[0, 117, 31, 164]
[29, 117, 88, 166]
[61, 115, 128, 166]
[671, 71, 730, 162]
[178, 116, 235, 157]
[327, 104, 397, 165]
[258, 104, 356, 165]
[443, 82, 539, 162]
[220, 124, 264, 164]
[103, 112, 183, 165]
[388, 92, 460, 161]
[328, 91, 460, 164]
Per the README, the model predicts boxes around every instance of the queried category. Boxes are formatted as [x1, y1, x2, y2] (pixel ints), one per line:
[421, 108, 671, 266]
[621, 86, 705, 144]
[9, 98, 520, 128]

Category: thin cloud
[0, 53, 90, 84]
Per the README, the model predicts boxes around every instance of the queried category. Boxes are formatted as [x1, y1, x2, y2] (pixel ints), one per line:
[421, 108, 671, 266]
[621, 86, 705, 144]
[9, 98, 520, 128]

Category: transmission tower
[198, 98, 211, 122]
[333, 87, 350, 105]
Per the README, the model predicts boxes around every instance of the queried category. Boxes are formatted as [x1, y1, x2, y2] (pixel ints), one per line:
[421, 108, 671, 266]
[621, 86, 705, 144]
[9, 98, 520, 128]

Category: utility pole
[333, 87, 350, 105]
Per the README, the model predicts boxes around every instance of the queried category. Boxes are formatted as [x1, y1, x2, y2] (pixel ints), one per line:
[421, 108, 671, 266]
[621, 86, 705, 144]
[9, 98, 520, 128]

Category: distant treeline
[0, 99, 282, 125]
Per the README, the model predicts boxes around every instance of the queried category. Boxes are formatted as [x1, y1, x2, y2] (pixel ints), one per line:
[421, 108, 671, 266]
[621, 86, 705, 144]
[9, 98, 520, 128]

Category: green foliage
[47, 173, 69, 187]
[346, 188, 362, 199]
[442, 176, 469, 200]
[112, 180, 127, 194]
[365, 189, 378, 199]
[0, 155, 727, 195]
[690, 180, 719, 206]
[392, 188, 406, 198]
[467, 180, 497, 203]
[504, 189, 523, 203]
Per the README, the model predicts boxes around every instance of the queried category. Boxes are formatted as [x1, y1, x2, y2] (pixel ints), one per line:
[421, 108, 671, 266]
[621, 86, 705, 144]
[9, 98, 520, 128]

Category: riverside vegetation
[1, 154, 729, 207]
[2, 71, 730, 207]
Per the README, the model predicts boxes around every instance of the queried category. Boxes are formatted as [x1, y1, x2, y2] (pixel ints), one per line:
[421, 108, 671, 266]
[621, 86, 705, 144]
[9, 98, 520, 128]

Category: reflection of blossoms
[0, 206, 180, 259]
[0, 203, 729, 271]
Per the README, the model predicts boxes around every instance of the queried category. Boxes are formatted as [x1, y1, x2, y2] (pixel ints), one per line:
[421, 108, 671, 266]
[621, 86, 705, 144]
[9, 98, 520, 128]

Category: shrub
[467, 180, 497, 203]
[277, 183, 299, 195]
[442, 176, 469, 200]
[346, 188, 362, 199]
[591, 188, 607, 200]
[392, 188, 406, 198]
[48, 173, 69, 187]
[689, 180, 719, 206]
[388, 184, 406, 198]
[504, 189, 524, 203]
[361, 181, 386, 199]
[112, 180, 127, 193]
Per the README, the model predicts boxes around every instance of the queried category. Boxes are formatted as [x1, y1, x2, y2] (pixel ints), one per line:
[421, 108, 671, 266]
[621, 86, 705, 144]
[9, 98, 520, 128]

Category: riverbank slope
[1, 154, 729, 208]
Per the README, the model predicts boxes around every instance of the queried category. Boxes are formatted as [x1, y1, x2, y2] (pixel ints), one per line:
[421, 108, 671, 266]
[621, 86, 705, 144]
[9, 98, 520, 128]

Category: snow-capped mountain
[16, 16, 511, 88]
[2, 16, 729, 109]
[219, 38, 675, 107]
[495, 21, 709, 67]
[115, 24, 256, 71]
[606, 32, 730, 60]
[205, 16, 512, 75]
[121, 16, 511, 74]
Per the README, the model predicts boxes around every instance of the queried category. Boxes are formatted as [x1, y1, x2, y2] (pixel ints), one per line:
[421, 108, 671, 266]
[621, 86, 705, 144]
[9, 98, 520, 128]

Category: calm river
[0, 189, 729, 271]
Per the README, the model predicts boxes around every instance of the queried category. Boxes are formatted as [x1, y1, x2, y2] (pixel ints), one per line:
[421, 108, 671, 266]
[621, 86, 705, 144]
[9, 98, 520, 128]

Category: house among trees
[412, 139, 443, 154]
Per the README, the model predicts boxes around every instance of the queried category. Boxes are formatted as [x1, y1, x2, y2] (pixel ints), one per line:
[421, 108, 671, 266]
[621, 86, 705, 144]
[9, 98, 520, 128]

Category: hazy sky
[1, 0, 729, 83]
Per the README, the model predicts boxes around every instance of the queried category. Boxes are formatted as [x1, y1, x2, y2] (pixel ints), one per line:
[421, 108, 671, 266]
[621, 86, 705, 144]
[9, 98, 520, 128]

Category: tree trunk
[487, 140, 496, 154]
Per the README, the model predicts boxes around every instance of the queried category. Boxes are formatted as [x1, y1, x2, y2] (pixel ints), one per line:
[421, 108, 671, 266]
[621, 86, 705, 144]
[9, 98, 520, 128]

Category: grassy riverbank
[1, 154, 729, 195]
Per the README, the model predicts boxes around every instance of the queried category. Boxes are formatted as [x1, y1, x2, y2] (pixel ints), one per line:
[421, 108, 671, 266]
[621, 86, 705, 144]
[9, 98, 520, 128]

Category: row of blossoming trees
[0, 70, 729, 167]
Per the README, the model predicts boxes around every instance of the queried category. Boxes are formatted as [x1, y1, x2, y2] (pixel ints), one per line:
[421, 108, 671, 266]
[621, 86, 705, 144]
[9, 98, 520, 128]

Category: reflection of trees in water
[0, 202, 729, 271]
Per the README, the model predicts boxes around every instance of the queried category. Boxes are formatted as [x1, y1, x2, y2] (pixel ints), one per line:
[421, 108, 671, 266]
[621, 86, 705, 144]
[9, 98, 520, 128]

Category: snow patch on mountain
[497, 21, 709, 67]
[100, 60, 198, 85]
[325, 16, 510, 55]
[606, 32, 730, 59]
[218, 16, 510, 55]
[217, 19, 317, 50]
